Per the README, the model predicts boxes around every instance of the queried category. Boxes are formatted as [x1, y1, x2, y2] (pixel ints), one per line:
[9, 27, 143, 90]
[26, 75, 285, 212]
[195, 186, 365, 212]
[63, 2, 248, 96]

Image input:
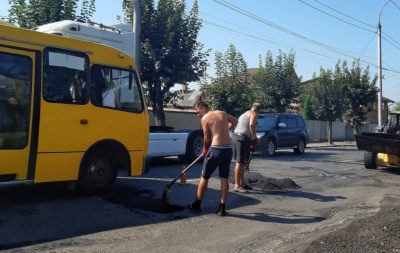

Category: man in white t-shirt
[101, 79, 121, 109]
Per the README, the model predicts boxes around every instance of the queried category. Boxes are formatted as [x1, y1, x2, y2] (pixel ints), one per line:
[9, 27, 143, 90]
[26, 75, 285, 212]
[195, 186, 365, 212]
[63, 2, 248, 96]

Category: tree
[6, 0, 95, 28]
[307, 67, 344, 144]
[76, 0, 95, 22]
[252, 53, 275, 112]
[123, 0, 209, 126]
[391, 101, 400, 112]
[300, 93, 317, 120]
[200, 44, 252, 116]
[252, 50, 300, 113]
[341, 59, 378, 134]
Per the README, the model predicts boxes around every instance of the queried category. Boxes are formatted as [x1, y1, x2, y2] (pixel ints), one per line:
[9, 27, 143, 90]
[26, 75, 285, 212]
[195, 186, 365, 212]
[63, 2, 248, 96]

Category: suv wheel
[294, 138, 305, 154]
[262, 138, 275, 157]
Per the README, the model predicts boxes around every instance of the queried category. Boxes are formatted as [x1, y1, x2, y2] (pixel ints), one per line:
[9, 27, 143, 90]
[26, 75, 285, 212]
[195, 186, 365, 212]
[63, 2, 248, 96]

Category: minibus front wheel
[77, 151, 118, 194]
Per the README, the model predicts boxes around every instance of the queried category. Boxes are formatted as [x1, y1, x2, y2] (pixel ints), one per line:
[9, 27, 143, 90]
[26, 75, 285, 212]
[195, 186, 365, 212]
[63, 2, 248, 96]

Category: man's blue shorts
[202, 146, 232, 179]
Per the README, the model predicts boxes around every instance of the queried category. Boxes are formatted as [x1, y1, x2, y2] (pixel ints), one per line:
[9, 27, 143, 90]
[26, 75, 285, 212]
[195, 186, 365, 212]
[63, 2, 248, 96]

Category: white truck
[34, 20, 204, 163]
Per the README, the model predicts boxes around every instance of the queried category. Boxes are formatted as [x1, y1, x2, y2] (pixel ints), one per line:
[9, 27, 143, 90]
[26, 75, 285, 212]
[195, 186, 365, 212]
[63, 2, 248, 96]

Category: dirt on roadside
[231, 163, 400, 253]
[295, 196, 400, 253]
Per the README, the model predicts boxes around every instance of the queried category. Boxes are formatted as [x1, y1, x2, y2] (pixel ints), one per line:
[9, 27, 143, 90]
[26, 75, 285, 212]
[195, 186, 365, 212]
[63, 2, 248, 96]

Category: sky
[2, 0, 400, 104]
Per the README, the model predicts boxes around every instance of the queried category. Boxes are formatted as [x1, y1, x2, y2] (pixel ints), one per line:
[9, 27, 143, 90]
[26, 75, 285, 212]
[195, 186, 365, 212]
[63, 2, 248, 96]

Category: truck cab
[34, 20, 135, 58]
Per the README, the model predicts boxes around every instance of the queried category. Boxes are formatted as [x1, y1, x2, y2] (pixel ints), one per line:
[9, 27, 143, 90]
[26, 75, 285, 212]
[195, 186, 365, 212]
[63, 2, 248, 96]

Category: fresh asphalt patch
[102, 171, 302, 214]
[101, 185, 184, 213]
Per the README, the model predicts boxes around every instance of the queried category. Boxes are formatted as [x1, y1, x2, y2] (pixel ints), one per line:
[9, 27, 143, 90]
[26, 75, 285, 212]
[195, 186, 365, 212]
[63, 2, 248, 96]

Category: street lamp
[377, 0, 392, 127]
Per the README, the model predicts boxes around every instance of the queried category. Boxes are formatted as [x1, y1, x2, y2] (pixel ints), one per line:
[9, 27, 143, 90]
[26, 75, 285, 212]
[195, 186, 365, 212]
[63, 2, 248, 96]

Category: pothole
[102, 187, 184, 214]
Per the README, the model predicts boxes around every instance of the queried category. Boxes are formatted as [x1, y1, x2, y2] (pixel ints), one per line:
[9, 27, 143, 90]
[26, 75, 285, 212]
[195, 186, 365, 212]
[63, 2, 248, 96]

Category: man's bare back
[201, 110, 237, 146]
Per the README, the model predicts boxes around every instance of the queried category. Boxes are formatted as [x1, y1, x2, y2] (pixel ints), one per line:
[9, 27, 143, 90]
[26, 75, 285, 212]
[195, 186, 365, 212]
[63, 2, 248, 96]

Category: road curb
[307, 142, 356, 148]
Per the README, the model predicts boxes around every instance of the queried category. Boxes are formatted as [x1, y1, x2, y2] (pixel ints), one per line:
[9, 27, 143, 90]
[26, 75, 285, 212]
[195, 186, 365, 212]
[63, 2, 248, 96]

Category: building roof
[175, 90, 204, 109]
[247, 68, 258, 76]
[383, 96, 395, 104]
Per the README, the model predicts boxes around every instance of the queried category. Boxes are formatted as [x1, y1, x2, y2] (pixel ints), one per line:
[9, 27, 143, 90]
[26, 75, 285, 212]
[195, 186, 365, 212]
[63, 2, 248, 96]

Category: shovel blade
[162, 184, 171, 201]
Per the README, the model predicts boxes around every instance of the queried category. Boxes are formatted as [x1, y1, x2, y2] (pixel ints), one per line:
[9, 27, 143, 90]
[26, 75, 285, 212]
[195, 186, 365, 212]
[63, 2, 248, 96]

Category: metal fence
[305, 120, 377, 142]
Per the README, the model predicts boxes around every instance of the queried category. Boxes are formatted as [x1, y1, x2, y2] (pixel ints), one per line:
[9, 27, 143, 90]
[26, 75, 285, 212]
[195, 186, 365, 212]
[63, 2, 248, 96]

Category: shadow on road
[283, 191, 347, 202]
[0, 172, 261, 250]
[379, 167, 400, 175]
[227, 211, 326, 224]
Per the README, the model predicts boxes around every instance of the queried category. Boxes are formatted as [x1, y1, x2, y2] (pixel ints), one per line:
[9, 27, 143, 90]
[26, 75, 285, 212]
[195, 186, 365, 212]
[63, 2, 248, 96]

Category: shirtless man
[188, 101, 238, 216]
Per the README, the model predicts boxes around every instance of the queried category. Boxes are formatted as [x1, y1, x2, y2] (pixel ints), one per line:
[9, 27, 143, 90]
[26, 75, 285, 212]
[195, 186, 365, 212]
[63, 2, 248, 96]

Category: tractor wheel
[364, 151, 377, 169]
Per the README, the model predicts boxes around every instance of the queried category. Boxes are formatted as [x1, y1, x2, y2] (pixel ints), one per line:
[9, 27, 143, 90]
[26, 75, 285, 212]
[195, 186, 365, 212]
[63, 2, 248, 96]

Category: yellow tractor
[355, 112, 400, 169]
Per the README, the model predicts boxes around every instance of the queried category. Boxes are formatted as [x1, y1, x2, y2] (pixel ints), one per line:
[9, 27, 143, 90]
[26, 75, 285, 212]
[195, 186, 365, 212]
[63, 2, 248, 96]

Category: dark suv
[255, 113, 309, 156]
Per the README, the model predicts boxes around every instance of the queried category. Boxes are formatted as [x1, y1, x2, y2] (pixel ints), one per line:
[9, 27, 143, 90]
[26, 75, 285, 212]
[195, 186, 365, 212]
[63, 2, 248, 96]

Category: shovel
[162, 155, 203, 202]
[245, 149, 254, 172]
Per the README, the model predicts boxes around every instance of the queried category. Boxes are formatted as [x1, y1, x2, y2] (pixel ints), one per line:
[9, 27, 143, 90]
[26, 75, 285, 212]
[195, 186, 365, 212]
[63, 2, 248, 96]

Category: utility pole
[377, 0, 392, 127]
[132, 0, 141, 74]
[377, 21, 382, 127]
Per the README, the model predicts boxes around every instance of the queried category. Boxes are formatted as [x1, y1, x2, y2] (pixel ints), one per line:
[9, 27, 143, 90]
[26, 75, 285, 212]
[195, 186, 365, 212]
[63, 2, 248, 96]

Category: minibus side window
[43, 49, 88, 104]
[0, 52, 32, 149]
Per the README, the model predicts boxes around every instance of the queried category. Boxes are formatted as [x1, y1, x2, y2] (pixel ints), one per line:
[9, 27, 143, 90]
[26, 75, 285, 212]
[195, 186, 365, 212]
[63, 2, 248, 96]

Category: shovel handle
[245, 151, 253, 171]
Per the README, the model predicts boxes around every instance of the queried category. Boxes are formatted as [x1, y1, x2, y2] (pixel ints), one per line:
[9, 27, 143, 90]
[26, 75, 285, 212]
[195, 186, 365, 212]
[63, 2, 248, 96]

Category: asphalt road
[1, 145, 399, 253]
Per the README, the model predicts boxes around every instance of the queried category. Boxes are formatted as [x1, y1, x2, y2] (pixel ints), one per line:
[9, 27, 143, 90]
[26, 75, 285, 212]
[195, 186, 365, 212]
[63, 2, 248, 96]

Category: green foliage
[341, 59, 378, 132]
[302, 66, 345, 143]
[6, 0, 95, 28]
[390, 101, 400, 112]
[252, 50, 300, 113]
[200, 44, 252, 117]
[123, 0, 210, 126]
[300, 59, 377, 134]
[300, 94, 317, 120]
[76, 0, 95, 22]
[308, 67, 344, 122]
[121, 0, 133, 23]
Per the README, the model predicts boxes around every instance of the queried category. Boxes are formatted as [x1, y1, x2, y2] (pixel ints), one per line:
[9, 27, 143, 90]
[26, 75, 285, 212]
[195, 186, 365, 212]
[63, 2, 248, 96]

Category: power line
[382, 35, 400, 52]
[299, 0, 400, 64]
[212, 0, 356, 58]
[201, 10, 380, 63]
[358, 34, 376, 59]
[313, 0, 375, 28]
[203, 20, 356, 64]
[205, 18, 400, 74]
[200, 16, 341, 76]
[298, 0, 400, 71]
[382, 31, 400, 48]
[299, 0, 375, 33]
[390, 0, 400, 11]
[306, 0, 400, 53]
[211, 0, 400, 72]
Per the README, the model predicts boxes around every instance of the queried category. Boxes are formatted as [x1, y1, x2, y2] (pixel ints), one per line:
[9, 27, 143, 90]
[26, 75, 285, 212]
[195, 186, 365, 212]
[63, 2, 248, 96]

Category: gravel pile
[297, 204, 400, 252]
[247, 173, 301, 190]
[229, 172, 301, 191]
